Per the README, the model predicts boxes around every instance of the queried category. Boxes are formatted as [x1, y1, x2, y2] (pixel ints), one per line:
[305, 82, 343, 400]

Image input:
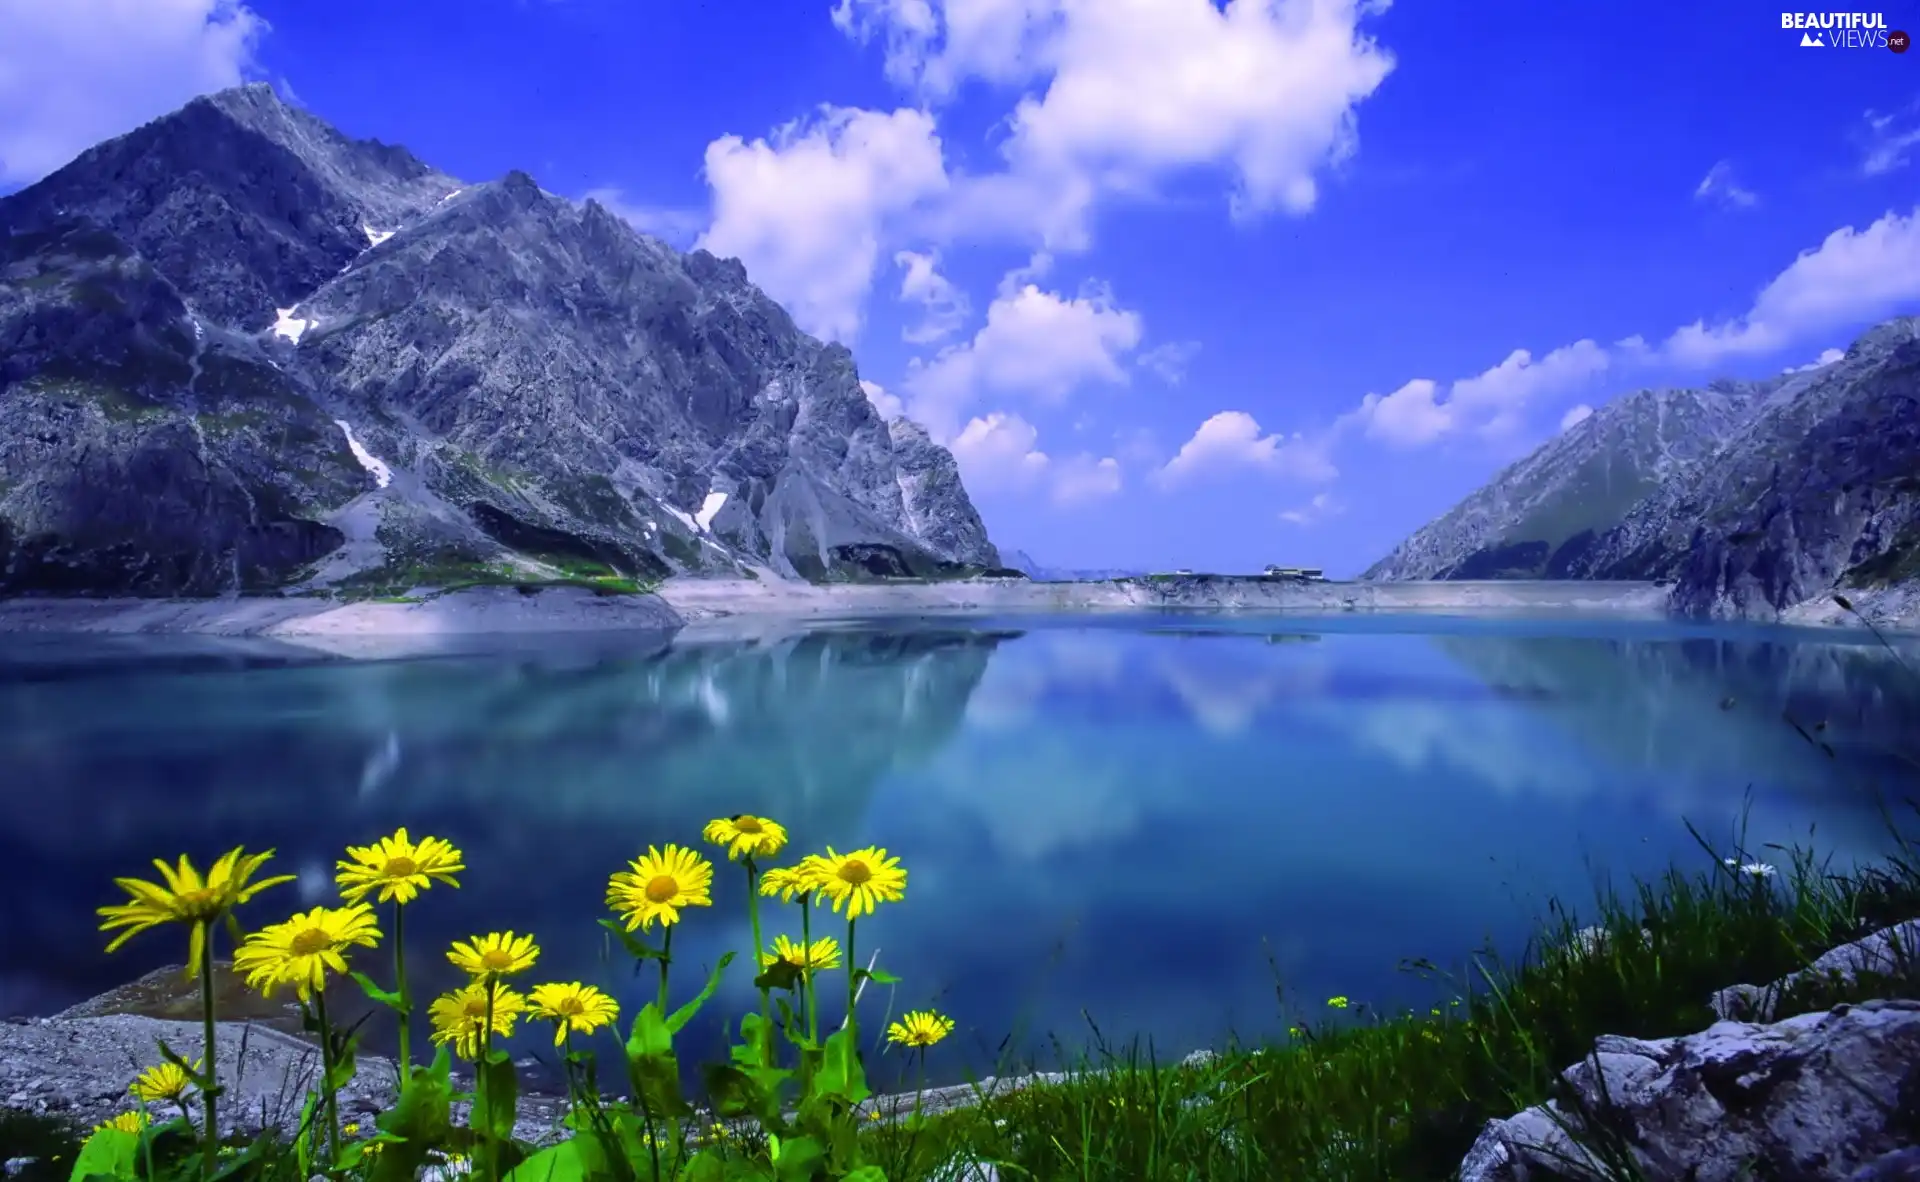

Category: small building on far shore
[1263, 565, 1326, 581]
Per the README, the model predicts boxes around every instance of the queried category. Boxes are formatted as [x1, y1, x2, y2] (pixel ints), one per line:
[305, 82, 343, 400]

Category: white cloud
[1051, 452, 1122, 504]
[1859, 104, 1920, 176]
[1558, 403, 1593, 431]
[948, 411, 1121, 506]
[861, 378, 906, 420]
[0, 0, 265, 185]
[697, 106, 949, 343]
[903, 274, 1143, 438]
[893, 249, 970, 342]
[1278, 491, 1342, 526]
[835, 0, 1395, 247]
[583, 187, 706, 247]
[1136, 339, 1200, 384]
[1351, 338, 1609, 448]
[1664, 207, 1920, 367]
[1693, 160, 1757, 209]
[1152, 411, 1337, 489]
[1782, 347, 1845, 374]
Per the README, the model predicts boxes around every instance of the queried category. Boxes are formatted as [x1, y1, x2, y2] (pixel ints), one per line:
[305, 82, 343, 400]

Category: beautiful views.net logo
[1781, 11, 1904, 48]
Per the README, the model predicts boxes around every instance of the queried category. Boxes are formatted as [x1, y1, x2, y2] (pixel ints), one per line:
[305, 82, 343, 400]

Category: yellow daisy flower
[446, 931, 540, 980]
[428, 981, 527, 1059]
[607, 845, 713, 931]
[884, 1010, 955, 1048]
[232, 903, 382, 1001]
[701, 815, 789, 862]
[94, 1111, 149, 1135]
[526, 982, 620, 1046]
[757, 864, 820, 903]
[97, 848, 294, 976]
[803, 847, 907, 918]
[760, 934, 841, 973]
[129, 1060, 197, 1104]
[336, 828, 465, 905]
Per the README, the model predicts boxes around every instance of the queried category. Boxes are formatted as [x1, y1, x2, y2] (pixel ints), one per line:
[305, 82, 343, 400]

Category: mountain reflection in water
[1, 615, 1914, 1088]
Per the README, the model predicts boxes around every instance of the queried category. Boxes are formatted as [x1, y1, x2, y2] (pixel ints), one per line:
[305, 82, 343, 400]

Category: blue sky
[3, 1, 1919, 575]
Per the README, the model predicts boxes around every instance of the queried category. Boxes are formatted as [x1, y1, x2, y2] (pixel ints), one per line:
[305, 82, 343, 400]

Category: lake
[2, 613, 1917, 1092]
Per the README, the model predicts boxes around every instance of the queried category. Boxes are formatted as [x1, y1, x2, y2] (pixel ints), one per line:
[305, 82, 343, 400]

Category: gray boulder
[1458, 999, 1920, 1182]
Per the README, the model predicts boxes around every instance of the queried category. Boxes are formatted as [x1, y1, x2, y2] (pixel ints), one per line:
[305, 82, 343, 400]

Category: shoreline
[0, 576, 1904, 653]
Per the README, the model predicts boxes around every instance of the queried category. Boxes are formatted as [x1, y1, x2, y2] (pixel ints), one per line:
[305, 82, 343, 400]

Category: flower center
[734, 817, 763, 834]
[462, 998, 489, 1019]
[837, 860, 872, 886]
[557, 996, 585, 1016]
[174, 887, 221, 916]
[645, 875, 682, 903]
[289, 927, 334, 956]
[383, 855, 418, 877]
[480, 948, 516, 971]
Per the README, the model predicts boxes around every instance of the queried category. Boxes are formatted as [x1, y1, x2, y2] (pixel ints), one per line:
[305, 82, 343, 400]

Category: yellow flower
[233, 903, 382, 1001]
[1327, 996, 1350, 1009]
[702, 815, 789, 861]
[607, 845, 713, 931]
[94, 1111, 149, 1135]
[344, 1123, 361, 1136]
[760, 934, 841, 973]
[98, 848, 294, 975]
[758, 864, 820, 903]
[129, 1060, 196, 1104]
[447, 931, 540, 980]
[884, 1009, 955, 1048]
[428, 981, 527, 1059]
[526, 982, 620, 1046]
[337, 828, 464, 905]
[803, 847, 907, 919]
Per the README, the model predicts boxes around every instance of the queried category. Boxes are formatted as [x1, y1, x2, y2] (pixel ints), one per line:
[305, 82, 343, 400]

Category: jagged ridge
[0, 84, 999, 596]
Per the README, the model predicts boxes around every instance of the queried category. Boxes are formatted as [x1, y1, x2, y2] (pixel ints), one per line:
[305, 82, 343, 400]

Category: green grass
[331, 555, 656, 602]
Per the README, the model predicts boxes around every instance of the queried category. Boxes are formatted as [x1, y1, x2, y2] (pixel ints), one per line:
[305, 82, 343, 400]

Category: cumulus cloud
[1559, 403, 1593, 431]
[1782, 347, 1845, 374]
[0, 0, 265, 185]
[697, 106, 949, 343]
[948, 411, 1122, 506]
[1278, 491, 1342, 526]
[583, 187, 706, 247]
[1352, 339, 1610, 448]
[1693, 160, 1757, 209]
[861, 378, 906, 420]
[1663, 207, 1920, 367]
[834, 0, 1395, 247]
[903, 273, 1143, 438]
[1152, 411, 1337, 489]
[893, 249, 970, 342]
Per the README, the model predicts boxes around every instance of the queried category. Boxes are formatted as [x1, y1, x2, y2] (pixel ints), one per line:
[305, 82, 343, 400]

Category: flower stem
[394, 901, 413, 1078]
[197, 924, 219, 1174]
[658, 926, 674, 1014]
[801, 896, 818, 1045]
[744, 862, 771, 1064]
[844, 916, 858, 1047]
[315, 990, 341, 1167]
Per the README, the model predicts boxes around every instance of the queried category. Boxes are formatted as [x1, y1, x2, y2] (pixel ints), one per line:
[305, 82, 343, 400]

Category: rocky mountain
[1366, 317, 1920, 619]
[1000, 548, 1147, 582]
[1363, 380, 1775, 581]
[0, 84, 1000, 596]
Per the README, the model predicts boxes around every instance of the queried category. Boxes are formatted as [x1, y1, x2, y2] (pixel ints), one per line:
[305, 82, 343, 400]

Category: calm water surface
[2, 613, 1917, 1089]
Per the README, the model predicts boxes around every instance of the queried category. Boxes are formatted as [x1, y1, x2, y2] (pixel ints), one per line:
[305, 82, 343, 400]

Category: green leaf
[597, 918, 665, 964]
[840, 1168, 889, 1182]
[67, 1127, 138, 1182]
[673, 1151, 729, 1182]
[753, 961, 803, 994]
[624, 1004, 692, 1120]
[370, 1048, 457, 1182]
[853, 968, 900, 986]
[472, 1048, 522, 1143]
[810, 1027, 871, 1109]
[503, 1136, 615, 1182]
[352, 971, 405, 1010]
[770, 1134, 825, 1182]
[667, 950, 736, 1034]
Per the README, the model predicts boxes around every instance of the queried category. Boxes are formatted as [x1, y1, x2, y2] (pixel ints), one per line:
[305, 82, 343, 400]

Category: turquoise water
[2, 614, 1916, 1090]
